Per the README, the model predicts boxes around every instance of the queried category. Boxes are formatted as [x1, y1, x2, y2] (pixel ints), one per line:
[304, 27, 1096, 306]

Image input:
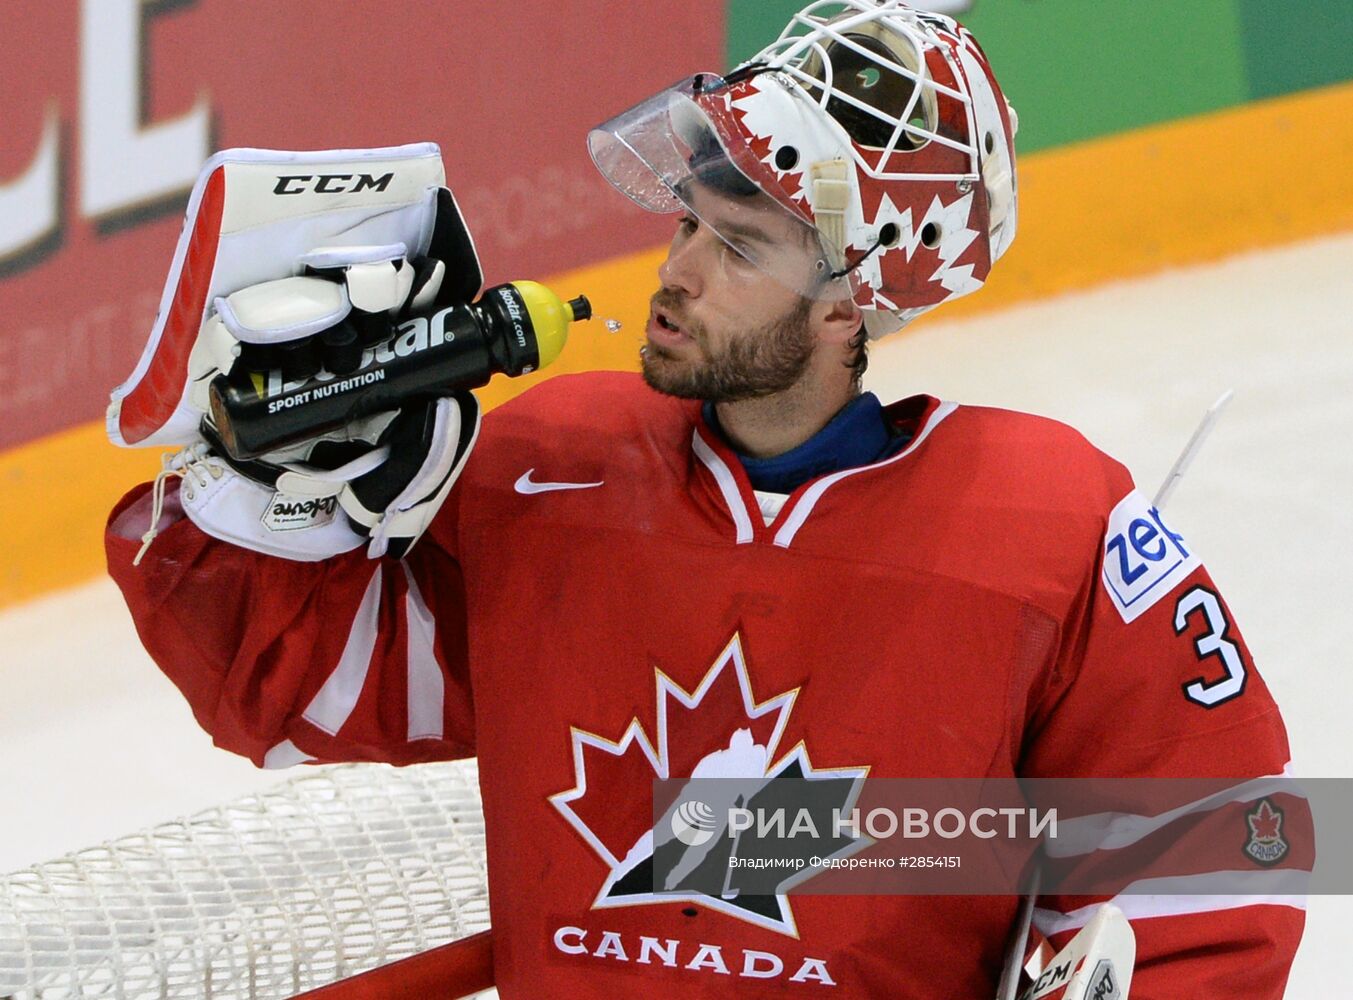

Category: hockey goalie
[105, 1, 1303, 995]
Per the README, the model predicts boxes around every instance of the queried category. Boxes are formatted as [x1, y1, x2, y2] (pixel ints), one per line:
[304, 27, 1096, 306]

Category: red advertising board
[0, 1, 722, 450]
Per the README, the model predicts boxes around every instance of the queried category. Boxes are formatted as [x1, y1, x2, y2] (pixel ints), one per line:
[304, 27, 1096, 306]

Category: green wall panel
[727, 0, 812, 67]
[956, 1, 1249, 152]
[726, 1, 1259, 153]
[1236, 0, 1353, 99]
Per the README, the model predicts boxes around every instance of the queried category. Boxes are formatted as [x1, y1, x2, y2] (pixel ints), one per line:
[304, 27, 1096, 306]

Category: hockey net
[0, 760, 492, 999]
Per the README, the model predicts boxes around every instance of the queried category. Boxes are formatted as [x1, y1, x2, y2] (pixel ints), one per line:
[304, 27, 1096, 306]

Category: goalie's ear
[427, 187, 484, 307]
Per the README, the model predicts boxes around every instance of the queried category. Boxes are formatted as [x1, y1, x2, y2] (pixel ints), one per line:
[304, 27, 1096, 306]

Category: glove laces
[134, 443, 225, 566]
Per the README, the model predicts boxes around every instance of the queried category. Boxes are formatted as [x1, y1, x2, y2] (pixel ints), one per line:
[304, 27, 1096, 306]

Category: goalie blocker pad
[1021, 904, 1135, 1000]
[108, 143, 483, 448]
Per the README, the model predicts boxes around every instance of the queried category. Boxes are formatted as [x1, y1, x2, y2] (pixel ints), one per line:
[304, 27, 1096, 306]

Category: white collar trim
[772, 400, 959, 548]
[692, 428, 755, 544]
[691, 401, 959, 548]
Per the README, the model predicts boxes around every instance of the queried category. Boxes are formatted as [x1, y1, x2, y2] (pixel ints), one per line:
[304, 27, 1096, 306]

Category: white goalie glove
[114, 144, 484, 562]
[138, 252, 481, 563]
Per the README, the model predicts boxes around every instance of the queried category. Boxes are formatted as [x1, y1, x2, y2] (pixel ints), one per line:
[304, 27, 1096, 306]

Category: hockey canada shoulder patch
[1243, 798, 1289, 866]
[1100, 490, 1200, 623]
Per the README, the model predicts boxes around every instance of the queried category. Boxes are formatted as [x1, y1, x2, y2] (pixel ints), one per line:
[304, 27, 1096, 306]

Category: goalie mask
[589, 0, 1018, 337]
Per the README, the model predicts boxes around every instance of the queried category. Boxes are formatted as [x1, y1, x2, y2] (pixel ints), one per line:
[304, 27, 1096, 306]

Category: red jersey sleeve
[105, 479, 475, 769]
[1021, 469, 1304, 999]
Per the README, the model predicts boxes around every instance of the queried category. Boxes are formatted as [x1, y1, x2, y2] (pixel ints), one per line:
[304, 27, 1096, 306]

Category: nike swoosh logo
[514, 469, 604, 495]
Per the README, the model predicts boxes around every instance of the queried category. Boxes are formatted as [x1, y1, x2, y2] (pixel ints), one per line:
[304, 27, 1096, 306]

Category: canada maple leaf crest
[1243, 798, 1289, 866]
[549, 633, 869, 936]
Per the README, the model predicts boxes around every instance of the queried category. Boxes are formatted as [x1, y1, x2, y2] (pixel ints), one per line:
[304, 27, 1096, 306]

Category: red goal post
[294, 930, 494, 999]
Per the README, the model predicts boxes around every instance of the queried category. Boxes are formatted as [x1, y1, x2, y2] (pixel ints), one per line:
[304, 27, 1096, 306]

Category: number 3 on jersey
[1174, 586, 1249, 708]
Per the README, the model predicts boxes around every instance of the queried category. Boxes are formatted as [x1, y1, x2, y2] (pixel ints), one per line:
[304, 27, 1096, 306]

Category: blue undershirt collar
[702, 392, 910, 495]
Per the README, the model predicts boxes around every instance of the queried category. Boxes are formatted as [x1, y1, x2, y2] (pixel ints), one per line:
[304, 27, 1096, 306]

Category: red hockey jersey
[107, 372, 1304, 997]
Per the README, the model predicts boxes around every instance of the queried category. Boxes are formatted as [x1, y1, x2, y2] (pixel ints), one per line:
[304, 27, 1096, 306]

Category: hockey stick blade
[1019, 904, 1135, 1000]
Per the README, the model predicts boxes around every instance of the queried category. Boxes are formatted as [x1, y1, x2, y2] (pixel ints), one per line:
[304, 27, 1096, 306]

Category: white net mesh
[0, 760, 490, 999]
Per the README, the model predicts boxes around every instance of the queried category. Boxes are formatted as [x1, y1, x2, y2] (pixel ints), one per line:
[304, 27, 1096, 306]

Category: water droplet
[604, 319, 623, 334]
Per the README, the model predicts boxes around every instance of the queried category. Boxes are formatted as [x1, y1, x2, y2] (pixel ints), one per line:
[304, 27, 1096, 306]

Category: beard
[641, 290, 816, 402]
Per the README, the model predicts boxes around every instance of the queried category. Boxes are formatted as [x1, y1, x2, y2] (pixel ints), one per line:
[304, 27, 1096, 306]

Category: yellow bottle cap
[510, 280, 589, 369]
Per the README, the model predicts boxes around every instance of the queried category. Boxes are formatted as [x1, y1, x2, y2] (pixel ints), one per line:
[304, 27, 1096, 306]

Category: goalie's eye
[721, 239, 753, 263]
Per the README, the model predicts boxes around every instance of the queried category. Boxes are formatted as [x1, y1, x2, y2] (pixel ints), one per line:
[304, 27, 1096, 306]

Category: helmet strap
[809, 159, 851, 264]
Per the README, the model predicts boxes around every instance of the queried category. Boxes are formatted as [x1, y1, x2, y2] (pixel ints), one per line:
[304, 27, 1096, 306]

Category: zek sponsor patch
[1101, 490, 1200, 623]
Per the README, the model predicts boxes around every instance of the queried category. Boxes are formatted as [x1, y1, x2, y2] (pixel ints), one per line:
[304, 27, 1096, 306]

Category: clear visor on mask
[588, 73, 855, 302]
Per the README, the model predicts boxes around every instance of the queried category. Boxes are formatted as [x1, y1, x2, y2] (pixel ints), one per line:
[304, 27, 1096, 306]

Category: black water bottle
[208, 281, 590, 460]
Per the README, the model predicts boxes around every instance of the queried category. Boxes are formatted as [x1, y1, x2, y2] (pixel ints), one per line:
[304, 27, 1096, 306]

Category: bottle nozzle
[568, 296, 592, 322]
